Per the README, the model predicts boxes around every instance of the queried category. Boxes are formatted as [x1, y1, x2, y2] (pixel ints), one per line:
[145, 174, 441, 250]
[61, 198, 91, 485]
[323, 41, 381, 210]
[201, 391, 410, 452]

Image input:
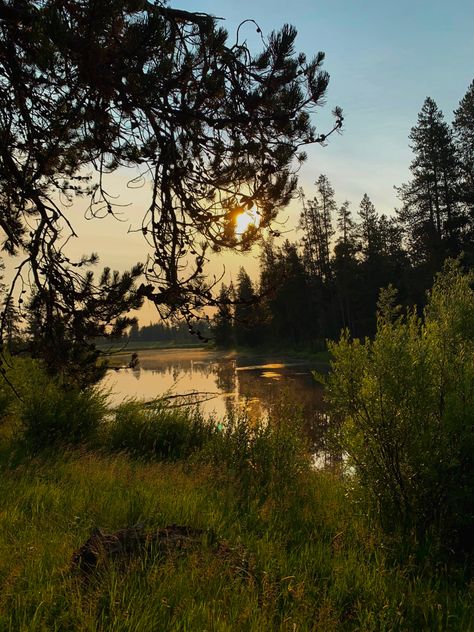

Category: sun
[235, 205, 260, 236]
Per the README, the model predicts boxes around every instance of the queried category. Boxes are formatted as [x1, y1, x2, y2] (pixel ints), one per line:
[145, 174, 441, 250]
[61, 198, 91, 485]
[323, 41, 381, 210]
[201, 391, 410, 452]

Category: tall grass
[2, 358, 108, 451]
[0, 356, 472, 629]
[104, 398, 218, 460]
[0, 447, 472, 631]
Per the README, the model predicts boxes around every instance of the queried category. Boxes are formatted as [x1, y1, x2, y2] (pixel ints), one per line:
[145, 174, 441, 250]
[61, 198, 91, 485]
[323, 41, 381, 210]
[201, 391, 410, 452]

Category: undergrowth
[0, 356, 472, 630]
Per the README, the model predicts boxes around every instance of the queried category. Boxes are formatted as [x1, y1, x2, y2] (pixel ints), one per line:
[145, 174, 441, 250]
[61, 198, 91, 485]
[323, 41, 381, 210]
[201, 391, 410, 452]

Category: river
[103, 348, 330, 452]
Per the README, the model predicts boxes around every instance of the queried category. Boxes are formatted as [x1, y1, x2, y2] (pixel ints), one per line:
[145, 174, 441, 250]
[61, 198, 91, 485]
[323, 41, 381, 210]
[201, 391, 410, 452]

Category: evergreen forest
[212, 83, 474, 349]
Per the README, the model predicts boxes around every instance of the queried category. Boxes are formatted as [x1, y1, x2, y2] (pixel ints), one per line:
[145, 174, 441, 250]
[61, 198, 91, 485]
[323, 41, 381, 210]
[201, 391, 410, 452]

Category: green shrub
[0, 379, 14, 421]
[18, 362, 108, 449]
[106, 398, 217, 460]
[325, 260, 474, 555]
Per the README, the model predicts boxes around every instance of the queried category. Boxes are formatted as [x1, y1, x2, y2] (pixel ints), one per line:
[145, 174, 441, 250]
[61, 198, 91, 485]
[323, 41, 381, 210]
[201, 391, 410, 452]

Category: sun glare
[235, 205, 260, 236]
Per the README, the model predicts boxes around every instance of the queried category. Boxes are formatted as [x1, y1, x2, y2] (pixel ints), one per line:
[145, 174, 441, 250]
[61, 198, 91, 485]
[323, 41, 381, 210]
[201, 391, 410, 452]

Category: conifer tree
[358, 193, 379, 261]
[453, 80, 474, 210]
[333, 201, 358, 330]
[212, 284, 234, 348]
[397, 97, 459, 263]
[234, 268, 259, 347]
[300, 175, 336, 282]
[453, 80, 474, 261]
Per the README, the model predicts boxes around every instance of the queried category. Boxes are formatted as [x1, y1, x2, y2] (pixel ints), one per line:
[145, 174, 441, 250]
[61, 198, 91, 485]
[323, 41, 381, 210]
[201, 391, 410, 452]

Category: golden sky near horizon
[64, 176, 299, 325]
[3, 166, 302, 326]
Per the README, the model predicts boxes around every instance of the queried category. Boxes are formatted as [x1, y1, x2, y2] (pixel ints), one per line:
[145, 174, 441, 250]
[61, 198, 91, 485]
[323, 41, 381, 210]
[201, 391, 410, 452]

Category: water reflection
[103, 349, 330, 450]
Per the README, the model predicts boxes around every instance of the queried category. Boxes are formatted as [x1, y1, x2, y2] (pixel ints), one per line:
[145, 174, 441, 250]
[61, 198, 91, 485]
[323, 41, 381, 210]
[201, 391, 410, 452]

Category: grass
[0, 359, 472, 630]
[0, 449, 472, 631]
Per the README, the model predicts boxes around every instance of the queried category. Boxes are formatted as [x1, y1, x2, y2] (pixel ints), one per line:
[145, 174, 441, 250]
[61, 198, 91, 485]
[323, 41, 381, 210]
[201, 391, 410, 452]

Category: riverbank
[0, 358, 472, 630]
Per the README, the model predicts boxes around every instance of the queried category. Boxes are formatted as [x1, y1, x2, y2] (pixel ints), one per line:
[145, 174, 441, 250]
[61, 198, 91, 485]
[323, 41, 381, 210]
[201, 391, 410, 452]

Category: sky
[175, 0, 474, 210]
[5, 0, 474, 324]
[147, 0, 474, 320]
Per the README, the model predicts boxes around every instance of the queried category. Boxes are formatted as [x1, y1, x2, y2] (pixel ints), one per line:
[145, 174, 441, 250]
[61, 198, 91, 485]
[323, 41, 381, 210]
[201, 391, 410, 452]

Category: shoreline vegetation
[0, 370, 472, 631]
[0, 2, 472, 628]
[0, 262, 473, 630]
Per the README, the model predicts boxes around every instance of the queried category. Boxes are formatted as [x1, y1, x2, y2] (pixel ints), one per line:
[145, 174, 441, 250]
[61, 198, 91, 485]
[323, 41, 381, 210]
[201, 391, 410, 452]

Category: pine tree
[453, 80, 474, 260]
[0, 1, 342, 348]
[0, 259, 22, 348]
[333, 201, 359, 330]
[212, 284, 234, 348]
[358, 193, 379, 261]
[234, 269, 259, 347]
[454, 80, 474, 209]
[299, 175, 336, 282]
[266, 242, 311, 346]
[397, 97, 459, 263]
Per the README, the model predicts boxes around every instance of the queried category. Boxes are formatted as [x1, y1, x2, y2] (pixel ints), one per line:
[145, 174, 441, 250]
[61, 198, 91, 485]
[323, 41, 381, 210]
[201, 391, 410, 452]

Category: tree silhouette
[454, 81, 474, 212]
[26, 265, 143, 387]
[397, 97, 458, 265]
[453, 80, 474, 263]
[212, 283, 234, 348]
[0, 0, 342, 356]
[300, 175, 336, 282]
[234, 268, 260, 347]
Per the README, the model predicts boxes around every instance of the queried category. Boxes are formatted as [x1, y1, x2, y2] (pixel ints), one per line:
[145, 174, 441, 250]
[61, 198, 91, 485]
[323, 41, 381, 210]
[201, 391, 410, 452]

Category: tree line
[126, 320, 210, 345]
[212, 81, 474, 348]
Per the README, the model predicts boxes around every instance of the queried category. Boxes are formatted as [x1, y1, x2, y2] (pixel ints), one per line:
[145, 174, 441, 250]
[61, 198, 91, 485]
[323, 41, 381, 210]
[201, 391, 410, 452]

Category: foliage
[26, 265, 143, 387]
[300, 174, 336, 282]
[234, 268, 261, 347]
[0, 0, 342, 350]
[218, 82, 474, 353]
[453, 79, 474, 264]
[0, 429, 473, 629]
[127, 317, 211, 346]
[106, 398, 217, 461]
[0, 375, 13, 421]
[325, 261, 474, 555]
[397, 97, 464, 267]
[260, 240, 312, 345]
[12, 359, 108, 450]
[204, 398, 311, 510]
[211, 283, 235, 348]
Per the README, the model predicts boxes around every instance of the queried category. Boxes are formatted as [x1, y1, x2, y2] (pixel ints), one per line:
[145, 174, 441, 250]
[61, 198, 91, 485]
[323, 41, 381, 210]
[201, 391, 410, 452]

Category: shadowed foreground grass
[0, 356, 471, 630]
[0, 445, 473, 631]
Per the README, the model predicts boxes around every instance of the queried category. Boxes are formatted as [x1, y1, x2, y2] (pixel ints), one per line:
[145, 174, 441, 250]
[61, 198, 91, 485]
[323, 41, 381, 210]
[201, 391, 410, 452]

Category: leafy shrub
[18, 361, 108, 449]
[325, 260, 474, 555]
[106, 398, 217, 460]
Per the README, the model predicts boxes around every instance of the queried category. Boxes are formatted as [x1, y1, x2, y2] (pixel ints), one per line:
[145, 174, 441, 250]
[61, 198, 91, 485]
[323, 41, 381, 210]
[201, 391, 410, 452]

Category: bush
[17, 361, 108, 450]
[106, 398, 217, 460]
[325, 260, 474, 555]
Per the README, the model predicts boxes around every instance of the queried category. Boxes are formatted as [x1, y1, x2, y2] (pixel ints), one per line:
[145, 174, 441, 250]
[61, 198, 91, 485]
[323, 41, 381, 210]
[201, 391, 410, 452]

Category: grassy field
[0, 422, 473, 629]
[1, 451, 473, 631]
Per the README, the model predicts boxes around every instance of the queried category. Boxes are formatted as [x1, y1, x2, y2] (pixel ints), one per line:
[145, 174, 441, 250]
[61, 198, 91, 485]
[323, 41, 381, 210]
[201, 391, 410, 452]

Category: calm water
[103, 348, 330, 451]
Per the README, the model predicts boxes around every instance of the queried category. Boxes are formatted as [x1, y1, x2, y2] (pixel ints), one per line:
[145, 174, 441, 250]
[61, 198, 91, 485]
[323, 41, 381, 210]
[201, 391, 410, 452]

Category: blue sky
[177, 0, 474, 211]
